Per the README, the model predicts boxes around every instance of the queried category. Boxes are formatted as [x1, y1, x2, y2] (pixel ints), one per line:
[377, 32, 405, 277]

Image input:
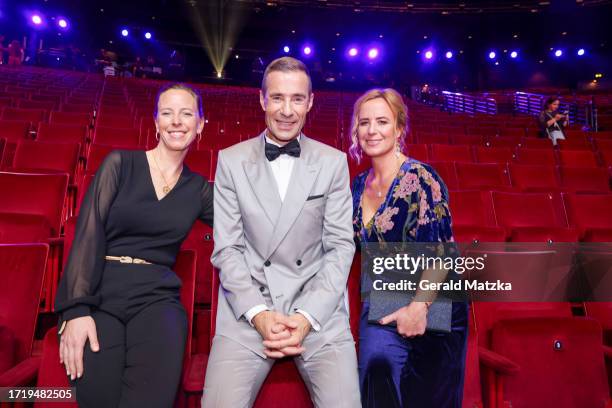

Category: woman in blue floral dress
[349, 88, 468, 408]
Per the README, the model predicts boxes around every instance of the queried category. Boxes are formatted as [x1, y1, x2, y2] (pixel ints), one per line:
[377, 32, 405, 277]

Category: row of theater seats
[1, 66, 612, 407]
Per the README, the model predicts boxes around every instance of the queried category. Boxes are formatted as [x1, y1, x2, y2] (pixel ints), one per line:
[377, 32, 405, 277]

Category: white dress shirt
[243, 135, 321, 331]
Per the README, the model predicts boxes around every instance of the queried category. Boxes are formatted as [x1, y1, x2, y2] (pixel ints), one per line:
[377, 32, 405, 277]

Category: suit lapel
[242, 134, 282, 226]
[266, 136, 321, 258]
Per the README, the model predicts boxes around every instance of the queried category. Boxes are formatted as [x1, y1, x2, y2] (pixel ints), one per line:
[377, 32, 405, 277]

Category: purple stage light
[144, 32, 152, 40]
[348, 47, 358, 57]
[577, 48, 585, 56]
[445, 51, 453, 59]
[283, 45, 290, 53]
[488, 51, 496, 59]
[32, 15, 42, 25]
[367, 48, 379, 59]
[424, 50, 433, 60]
[510, 51, 518, 58]
[121, 29, 129, 37]
[303, 46, 312, 56]
[554, 49, 563, 57]
[58, 18, 68, 29]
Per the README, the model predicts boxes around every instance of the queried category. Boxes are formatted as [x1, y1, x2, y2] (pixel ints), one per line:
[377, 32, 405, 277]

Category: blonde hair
[154, 83, 204, 119]
[348, 88, 408, 164]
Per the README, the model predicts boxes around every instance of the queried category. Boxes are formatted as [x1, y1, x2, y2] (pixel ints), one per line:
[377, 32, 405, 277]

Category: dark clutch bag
[367, 289, 452, 334]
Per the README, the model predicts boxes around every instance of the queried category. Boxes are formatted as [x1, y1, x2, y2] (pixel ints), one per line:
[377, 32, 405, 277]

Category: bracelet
[58, 320, 67, 335]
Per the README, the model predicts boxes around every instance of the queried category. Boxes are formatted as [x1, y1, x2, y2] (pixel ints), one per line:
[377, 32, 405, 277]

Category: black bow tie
[265, 139, 301, 161]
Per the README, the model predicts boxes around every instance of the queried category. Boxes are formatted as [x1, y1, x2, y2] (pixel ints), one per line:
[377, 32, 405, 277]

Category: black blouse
[55, 150, 213, 321]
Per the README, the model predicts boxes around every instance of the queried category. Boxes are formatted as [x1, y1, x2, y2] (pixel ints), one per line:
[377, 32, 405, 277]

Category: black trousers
[71, 300, 187, 408]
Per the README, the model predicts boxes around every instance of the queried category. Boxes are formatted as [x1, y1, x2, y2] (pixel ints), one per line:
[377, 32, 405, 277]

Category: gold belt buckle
[119, 256, 134, 264]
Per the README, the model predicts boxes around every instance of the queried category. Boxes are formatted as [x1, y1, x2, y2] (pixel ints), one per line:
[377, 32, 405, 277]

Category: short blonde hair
[154, 83, 204, 119]
[348, 88, 409, 164]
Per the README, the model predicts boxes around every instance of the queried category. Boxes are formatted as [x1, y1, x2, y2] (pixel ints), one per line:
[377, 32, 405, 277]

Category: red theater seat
[405, 143, 429, 162]
[93, 127, 141, 148]
[0, 213, 51, 243]
[558, 166, 610, 193]
[1, 107, 48, 123]
[492, 191, 576, 242]
[558, 150, 599, 168]
[491, 317, 610, 408]
[182, 220, 214, 305]
[10, 140, 80, 182]
[49, 111, 92, 127]
[0, 244, 48, 387]
[36, 123, 88, 145]
[515, 147, 557, 166]
[185, 149, 213, 179]
[0, 172, 69, 238]
[509, 164, 559, 192]
[449, 190, 506, 242]
[430, 144, 473, 163]
[475, 146, 515, 164]
[456, 162, 510, 190]
[564, 193, 612, 241]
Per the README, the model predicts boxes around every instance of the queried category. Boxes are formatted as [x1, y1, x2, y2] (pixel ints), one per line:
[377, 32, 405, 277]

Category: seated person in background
[538, 96, 568, 146]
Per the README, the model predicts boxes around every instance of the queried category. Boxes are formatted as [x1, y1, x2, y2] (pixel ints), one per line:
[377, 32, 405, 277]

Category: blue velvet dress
[352, 158, 468, 408]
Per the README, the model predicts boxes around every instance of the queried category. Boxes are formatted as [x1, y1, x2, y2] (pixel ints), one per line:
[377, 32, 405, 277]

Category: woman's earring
[395, 139, 401, 158]
[197, 133, 202, 143]
[155, 131, 160, 141]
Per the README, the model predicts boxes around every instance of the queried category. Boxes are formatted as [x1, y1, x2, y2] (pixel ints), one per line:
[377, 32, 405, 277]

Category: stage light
[58, 18, 68, 29]
[348, 47, 358, 57]
[144, 32, 152, 40]
[302, 46, 312, 56]
[424, 50, 433, 59]
[367, 48, 379, 59]
[510, 51, 518, 58]
[488, 51, 496, 59]
[121, 29, 129, 37]
[577, 48, 585, 56]
[283, 45, 290, 53]
[554, 49, 563, 57]
[32, 15, 42, 25]
[445, 51, 453, 59]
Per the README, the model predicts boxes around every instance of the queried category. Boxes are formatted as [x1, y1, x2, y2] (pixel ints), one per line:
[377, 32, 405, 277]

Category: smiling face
[357, 97, 400, 159]
[260, 70, 313, 145]
[155, 88, 204, 151]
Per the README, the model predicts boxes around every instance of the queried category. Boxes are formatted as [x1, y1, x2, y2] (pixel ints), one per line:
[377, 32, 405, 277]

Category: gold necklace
[152, 149, 180, 195]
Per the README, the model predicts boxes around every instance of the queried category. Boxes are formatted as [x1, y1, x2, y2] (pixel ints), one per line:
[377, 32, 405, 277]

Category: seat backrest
[564, 193, 612, 232]
[492, 317, 610, 408]
[492, 191, 567, 229]
[558, 150, 599, 168]
[0, 212, 51, 243]
[36, 123, 88, 144]
[509, 164, 559, 192]
[449, 190, 497, 227]
[558, 166, 610, 193]
[431, 144, 473, 163]
[456, 162, 510, 190]
[0, 172, 69, 237]
[0, 244, 49, 362]
[11, 140, 80, 180]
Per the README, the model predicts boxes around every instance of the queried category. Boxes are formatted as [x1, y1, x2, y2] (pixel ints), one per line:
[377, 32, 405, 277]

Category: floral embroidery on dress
[352, 158, 454, 245]
[374, 207, 399, 234]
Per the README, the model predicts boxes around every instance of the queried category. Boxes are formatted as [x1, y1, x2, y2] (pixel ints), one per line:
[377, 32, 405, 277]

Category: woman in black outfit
[538, 96, 568, 145]
[55, 83, 213, 408]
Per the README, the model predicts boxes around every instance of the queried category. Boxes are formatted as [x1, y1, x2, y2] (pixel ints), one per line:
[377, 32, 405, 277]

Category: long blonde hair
[348, 88, 408, 164]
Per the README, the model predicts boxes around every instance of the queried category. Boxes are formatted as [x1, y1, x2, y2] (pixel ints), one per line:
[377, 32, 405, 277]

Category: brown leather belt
[105, 255, 152, 265]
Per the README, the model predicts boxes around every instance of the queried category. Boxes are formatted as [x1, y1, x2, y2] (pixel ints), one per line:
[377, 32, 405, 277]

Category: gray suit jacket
[211, 132, 355, 361]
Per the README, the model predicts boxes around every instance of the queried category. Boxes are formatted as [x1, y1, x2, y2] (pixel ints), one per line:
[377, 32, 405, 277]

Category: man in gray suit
[202, 57, 360, 407]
